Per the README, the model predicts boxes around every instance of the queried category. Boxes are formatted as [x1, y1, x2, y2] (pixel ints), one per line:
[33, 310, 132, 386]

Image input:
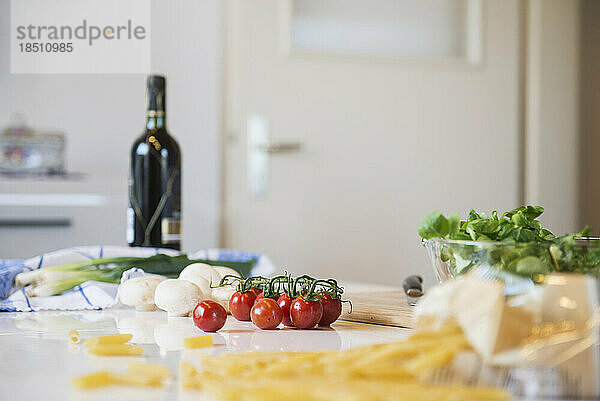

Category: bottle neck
[146, 76, 166, 130]
[146, 111, 165, 130]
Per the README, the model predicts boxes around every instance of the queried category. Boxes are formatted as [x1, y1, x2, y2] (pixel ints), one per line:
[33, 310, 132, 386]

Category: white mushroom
[213, 266, 241, 280]
[154, 279, 201, 317]
[211, 284, 237, 313]
[118, 276, 164, 311]
[178, 267, 213, 300]
[179, 263, 222, 287]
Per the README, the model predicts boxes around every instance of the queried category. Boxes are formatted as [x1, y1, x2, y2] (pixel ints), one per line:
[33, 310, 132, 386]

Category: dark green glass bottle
[128, 75, 181, 250]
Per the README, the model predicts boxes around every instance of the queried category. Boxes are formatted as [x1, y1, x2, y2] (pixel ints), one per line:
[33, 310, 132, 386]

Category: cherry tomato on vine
[193, 300, 227, 332]
[254, 292, 266, 303]
[250, 298, 283, 330]
[318, 292, 342, 326]
[290, 296, 323, 329]
[277, 293, 294, 326]
[255, 292, 278, 303]
[229, 291, 257, 321]
[248, 287, 262, 297]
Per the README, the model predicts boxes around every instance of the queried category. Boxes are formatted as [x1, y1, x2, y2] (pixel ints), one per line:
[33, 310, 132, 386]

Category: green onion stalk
[26, 269, 127, 297]
[15, 257, 140, 288]
[14, 254, 256, 297]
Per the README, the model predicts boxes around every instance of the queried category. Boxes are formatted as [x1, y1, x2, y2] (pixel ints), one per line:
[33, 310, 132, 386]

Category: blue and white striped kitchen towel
[0, 245, 275, 312]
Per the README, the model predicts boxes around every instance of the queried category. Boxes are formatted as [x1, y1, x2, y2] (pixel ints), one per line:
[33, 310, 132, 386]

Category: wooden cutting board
[339, 290, 414, 328]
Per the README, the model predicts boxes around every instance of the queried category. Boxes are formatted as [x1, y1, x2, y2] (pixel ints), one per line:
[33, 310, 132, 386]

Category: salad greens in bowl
[419, 206, 600, 292]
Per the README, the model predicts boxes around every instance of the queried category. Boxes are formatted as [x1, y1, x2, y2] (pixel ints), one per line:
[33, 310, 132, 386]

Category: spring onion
[14, 254, 256, 297]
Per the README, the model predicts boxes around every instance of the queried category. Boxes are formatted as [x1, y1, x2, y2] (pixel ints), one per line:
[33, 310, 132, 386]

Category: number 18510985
[19, 42, 73, 52]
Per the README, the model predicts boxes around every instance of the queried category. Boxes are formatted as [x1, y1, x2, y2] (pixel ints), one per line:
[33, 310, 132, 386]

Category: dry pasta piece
[71, 371, 112, 389]
[127, 362, 172, 380]
[68, 329, 80, 344]
[88, 343, 143, 356]
[184, 336, 213, 349]
[72, 362, 171, 389]
[84, 333, 133, 348]
[108, 372, 162, 387]
[180, 362, 201, 390]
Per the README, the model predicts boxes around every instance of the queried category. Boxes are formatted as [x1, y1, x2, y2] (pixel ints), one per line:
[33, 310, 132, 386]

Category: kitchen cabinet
[0, 175, 127, 258]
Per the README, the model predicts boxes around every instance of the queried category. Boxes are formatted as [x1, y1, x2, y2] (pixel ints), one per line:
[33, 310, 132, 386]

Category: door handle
[247, 115, 304, 199]
[258, 142, 303, 153]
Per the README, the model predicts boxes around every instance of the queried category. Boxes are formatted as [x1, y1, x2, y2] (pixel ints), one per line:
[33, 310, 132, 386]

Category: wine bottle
[128, 75, 181, 250]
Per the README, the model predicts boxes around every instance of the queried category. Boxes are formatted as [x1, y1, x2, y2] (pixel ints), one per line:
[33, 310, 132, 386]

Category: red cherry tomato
[254, 292, 266, 303]
[229, 291, 257, 321]
[290, 296, 323, 329]
[193, 300, 227, 332]
[248, 287, 262, 297]
[277, 293, 294, 327]
[318, 293, 342, 326]
[255, 292, 278, 303]
[250, 298, 283, 330]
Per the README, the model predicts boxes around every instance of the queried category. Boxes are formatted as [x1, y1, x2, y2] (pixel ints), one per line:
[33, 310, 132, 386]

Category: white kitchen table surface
[0, 308, 412, 401]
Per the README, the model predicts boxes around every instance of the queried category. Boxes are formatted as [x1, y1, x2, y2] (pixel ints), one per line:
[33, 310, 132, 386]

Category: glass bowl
[422, 237, 600, 295]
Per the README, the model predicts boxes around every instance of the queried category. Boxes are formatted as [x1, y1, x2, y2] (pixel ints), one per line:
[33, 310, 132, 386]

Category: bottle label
[161, 217, 181, 243]
[127, 207, 134, 243]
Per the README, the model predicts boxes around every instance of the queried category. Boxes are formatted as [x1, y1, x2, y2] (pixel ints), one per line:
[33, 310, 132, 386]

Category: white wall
[0, 0, 222, 252]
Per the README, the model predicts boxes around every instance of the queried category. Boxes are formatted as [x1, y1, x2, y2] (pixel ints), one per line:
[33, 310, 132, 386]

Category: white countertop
[0, 308, 412, 401]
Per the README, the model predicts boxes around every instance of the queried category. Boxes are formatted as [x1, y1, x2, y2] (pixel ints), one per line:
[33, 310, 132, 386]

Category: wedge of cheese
[414, 274, 533, 361]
